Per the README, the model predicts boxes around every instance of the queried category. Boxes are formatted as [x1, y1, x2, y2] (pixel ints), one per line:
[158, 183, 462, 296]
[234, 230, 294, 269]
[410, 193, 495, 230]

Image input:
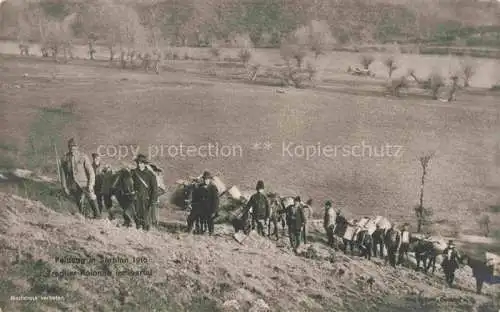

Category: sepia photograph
[0, 0, 500, 311]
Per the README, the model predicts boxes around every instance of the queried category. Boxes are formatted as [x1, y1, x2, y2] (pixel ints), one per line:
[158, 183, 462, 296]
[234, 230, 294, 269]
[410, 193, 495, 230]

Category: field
[1, 41, 500, 311]
[2, 41, 500, 232]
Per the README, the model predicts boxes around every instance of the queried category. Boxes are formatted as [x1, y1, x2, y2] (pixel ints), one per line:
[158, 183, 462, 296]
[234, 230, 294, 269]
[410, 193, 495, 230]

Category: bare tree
[360, 54, 374, 70]
[81, 3, 147, 64]
[459, 58, 477, 88]
[429, 72, 445, 100]
[478, 214, 491, 237]
[416, 153, 433, 233]
[447, 75, 459, 102]
[384, 56, 398, 78]
[209, 39, 221, 60]
[307, 20, 335, 59]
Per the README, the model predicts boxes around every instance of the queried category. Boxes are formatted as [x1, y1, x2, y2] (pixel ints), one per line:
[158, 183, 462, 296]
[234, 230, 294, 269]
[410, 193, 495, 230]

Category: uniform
[245, 190, 270, 236]
[398, 228, 411, 265]
[131, 156, 158, 231]
[384, 227, 400, 267]
[442, 242, 460, 287]
[286, 198, 305, 253]
[323, 202, 335, 247]
[191, 171, 219, 235]
[372, 226, 385, 258]
[92, 162, 113, 218]
[60, 139, 100, 218]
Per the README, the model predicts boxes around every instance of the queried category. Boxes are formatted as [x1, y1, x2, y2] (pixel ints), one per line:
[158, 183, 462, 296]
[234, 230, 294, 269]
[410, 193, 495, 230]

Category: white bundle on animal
[364, 216, 382, 235]
[227, 186, 242, 200]
[212, 176, 227, 194]
[356, 217, 370, 228]
[282, 197, 294, 209]
[485, 252, 500, 276]
[343, 225, 357, 240]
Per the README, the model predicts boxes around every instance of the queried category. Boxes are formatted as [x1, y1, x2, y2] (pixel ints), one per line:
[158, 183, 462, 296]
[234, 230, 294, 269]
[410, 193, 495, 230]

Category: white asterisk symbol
[251, 142, 262, 150]
[263, 142, 273, 150]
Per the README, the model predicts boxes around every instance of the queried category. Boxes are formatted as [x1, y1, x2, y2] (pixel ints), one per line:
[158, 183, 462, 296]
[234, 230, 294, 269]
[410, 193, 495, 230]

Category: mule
[333, 216, 366, 254]
[410, 238, 437, 274]
[106, 168, 137, 227]
[371, 227, 386, 259]
[182, 181, 209, 234]
[356, 229, 373, 260]
[461, 254, 500, 294]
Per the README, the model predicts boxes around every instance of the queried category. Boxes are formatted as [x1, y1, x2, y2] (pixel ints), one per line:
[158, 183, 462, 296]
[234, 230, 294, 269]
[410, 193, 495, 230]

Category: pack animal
[461, 253, 500, 294]
[410, 238, 438, 274]
[107, 168, 137, 227]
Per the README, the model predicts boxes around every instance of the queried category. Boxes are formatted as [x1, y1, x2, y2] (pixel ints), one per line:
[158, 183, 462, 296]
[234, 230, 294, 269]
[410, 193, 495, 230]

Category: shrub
[238, 49, 252, 65]
[305, 61, 317, 81]
[280, 42, 307, 69]
[459, 58, 477, 87]
[360, 54, 374, 70]
[428, 71, 445, 99]
[384, 56, 398, 78]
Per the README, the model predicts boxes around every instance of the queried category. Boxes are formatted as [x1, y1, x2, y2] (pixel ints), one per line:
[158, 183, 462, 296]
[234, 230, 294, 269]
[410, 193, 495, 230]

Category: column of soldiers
[60, 138, 158, 231]
[59, 138, 462, 287]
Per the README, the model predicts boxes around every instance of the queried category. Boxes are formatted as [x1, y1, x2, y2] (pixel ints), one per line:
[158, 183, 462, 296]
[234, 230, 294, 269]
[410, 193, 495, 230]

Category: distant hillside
[0, 0, 499, 47]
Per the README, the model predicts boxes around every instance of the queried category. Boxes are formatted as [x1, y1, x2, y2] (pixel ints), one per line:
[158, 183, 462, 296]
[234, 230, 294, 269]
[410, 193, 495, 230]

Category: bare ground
[1, 53, 500, 311]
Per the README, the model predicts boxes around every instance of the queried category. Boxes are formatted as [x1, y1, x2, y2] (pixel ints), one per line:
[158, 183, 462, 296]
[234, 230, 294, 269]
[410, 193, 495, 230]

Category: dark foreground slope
[0, 191, 498, 312]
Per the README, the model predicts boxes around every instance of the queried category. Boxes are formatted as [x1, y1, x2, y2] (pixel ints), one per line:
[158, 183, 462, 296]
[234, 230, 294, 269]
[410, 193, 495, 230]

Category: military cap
[256, 180, 264, 190]
[134, 154, 149, 163]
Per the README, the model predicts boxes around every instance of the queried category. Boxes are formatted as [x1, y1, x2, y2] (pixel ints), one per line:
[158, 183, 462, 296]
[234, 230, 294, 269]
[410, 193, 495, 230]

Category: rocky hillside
[0, 189, 499, 312]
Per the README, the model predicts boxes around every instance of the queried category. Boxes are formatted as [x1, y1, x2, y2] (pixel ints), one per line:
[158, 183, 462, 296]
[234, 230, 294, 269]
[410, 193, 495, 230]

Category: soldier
[191, 171, 219, 235]
[302, 199, 313, 244]
[397, 223, 411, 265]
[186, 179, 203, 234]
[384, 223, 400, 268]
[372, 224, 385, 259]
[131, 154, 158, 231]
[91, 153, 114, 219]
[323, 200, 336, 248]
[243, 180, 270, 236]
[60, 138, 100, 218]
[442, 240, 461, 287]
[286, 196, 306, 254]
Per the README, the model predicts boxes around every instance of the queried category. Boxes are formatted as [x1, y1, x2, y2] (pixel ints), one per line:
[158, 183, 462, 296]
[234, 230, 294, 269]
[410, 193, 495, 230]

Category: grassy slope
[0, 191, 498, 312]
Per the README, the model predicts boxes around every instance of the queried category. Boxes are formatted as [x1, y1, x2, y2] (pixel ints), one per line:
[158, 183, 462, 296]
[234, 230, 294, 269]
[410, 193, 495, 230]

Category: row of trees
[3, 0, 499, 51]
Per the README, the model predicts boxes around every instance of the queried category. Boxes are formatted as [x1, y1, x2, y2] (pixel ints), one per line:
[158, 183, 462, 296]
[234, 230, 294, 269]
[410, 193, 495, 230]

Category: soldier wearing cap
[91, 153, 114, 219]
[372, 224, 385, 259]
[323, 200, 336, 248]
[442, 240, 460, 287]
[397, 223, 412, 265]
[384, 223, 400, 267]
[285, 196, 306, 253]
[60, 138, 100, 218]
[190, 171, 219, 235]
[131, 154, 158, 231]
[243, 180, 270, 236]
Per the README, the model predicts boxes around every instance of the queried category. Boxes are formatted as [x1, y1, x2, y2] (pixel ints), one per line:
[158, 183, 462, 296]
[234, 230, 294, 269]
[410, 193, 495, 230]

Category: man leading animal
[60, 138, 100, 219]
